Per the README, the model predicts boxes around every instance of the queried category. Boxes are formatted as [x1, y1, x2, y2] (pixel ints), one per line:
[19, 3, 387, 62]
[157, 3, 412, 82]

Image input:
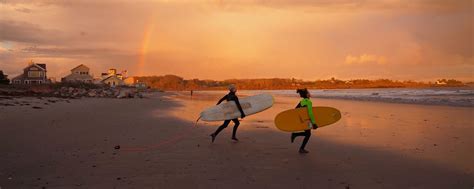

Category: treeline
[134, 75, 467, 90]
[0, 71, 10, 85]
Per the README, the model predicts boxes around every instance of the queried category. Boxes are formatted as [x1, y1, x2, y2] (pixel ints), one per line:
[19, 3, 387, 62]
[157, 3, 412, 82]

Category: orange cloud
[345, 54, 387, 65]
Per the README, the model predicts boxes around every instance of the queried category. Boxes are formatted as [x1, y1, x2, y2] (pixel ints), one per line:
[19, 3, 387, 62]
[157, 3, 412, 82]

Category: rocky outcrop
[0, 85, 143, 99]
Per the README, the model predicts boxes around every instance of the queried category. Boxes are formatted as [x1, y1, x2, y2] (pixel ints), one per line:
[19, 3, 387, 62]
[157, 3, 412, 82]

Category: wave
[194, 88, 474, 107]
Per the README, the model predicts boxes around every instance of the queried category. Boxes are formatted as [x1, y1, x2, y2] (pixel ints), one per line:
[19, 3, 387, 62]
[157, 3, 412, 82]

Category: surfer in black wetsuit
[210, 84, 246, 143]
[291, 88, 318, 153]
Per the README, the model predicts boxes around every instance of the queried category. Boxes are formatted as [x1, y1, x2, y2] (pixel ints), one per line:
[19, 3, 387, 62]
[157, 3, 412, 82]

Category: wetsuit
[292, 98, 316, 150]
[212, 91, 246, 139]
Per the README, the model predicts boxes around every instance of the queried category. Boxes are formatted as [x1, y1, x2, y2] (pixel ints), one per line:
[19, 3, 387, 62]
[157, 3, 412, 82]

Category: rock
[87, 90, 97, 97]
[79, 88, 87, 95]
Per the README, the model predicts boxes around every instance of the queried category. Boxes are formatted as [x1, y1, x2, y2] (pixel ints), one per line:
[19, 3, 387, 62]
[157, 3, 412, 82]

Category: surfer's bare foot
[299, 149, 309, 154]
[210, 134, 216, 143]
[291, 133, 296, 143]
[231, 137, 239, 142]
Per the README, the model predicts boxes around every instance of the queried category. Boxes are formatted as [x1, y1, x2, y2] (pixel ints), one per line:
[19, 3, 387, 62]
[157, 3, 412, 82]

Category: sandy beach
[0, 91, 472, 189]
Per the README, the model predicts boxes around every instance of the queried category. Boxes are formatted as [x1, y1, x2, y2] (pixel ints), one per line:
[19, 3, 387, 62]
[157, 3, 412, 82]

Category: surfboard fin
[194, 116, 201, 127]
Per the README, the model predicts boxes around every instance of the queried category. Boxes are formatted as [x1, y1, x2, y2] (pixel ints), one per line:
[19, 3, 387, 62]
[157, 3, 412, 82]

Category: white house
[61, 64, 94, 83]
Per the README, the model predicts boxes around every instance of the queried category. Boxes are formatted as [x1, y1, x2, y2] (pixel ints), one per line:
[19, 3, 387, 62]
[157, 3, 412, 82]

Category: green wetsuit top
[298, 98, 316, 125]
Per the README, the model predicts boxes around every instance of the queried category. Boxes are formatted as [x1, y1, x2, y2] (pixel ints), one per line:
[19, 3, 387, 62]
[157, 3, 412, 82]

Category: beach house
[99, 68, 127, 87]
[61, 64, 94, 83]
[11, 61, 50, 85]
[102, 75, 123, 87]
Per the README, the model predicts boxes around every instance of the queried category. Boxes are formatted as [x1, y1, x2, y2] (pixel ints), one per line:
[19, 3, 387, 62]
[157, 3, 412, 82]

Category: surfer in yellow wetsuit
[210, 84, 246, 143]
[291, 88, 318, 153]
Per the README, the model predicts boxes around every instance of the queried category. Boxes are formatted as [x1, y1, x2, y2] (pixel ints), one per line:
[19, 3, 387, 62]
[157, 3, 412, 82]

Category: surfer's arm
[306, 101, 316, 125]
[216, 95, 227, 105]
[295, 103, 302, 109]
[234, 97, 246, 118]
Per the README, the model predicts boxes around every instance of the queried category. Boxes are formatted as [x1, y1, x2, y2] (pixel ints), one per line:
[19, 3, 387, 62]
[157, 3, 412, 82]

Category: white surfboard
[199, 94, 274, 121]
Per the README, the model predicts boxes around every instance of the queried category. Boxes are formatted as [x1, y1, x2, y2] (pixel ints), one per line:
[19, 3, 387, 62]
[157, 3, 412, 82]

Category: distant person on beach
[210, 84, 246, 142]
[291, 88, 318, 153]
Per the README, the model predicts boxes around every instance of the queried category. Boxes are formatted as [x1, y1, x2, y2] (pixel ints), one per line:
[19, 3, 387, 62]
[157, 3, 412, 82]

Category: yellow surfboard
[274, 107, 342, 132]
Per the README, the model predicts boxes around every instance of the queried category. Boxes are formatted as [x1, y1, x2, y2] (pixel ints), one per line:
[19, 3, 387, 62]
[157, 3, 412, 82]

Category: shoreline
[174, 88, 474, 108]
[1, 85, 472, 107]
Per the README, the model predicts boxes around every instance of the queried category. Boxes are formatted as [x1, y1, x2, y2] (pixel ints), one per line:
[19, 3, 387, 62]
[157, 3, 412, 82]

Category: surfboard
[274, 107, 341, 132]
[199, 94, 274, 121]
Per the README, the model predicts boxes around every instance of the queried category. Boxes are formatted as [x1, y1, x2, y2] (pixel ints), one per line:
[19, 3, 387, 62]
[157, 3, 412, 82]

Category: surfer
[291, 88, 318, 153]
[210, 84, 246, 143]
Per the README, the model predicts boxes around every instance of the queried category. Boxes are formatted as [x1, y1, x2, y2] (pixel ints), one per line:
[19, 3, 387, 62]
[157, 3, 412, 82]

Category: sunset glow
[0, 0, 472, 81]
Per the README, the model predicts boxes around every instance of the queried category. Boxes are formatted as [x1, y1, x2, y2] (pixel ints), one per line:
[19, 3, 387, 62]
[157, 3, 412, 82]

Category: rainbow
[137, 17, 155, 76]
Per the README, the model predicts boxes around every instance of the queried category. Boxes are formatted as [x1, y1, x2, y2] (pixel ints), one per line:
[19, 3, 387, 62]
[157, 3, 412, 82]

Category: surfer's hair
[228, 84, 236, 91]
[296, 88, 309, 98]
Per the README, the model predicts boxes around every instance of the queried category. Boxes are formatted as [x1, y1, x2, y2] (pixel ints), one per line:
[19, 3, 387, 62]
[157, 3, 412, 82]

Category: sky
[0, 0, 472, 81]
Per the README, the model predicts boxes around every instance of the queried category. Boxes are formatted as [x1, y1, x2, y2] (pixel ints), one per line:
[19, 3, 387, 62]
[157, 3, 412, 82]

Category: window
[28, 71, 42, 77]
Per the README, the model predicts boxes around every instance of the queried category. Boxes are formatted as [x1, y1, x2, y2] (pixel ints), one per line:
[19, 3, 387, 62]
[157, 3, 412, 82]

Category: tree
[0, 71, 10, 85]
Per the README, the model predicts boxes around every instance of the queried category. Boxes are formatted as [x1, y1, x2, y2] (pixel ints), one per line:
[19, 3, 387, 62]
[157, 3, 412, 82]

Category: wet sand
[0, 92, 472, 188]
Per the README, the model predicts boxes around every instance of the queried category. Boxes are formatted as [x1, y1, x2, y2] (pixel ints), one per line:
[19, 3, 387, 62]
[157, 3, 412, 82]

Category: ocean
[188, 88, 474, 107]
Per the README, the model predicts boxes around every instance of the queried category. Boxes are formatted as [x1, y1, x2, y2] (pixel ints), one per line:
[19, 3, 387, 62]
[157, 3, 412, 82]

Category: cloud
[2, 0, 471, 11]
[345, 54, 387, 65]
[14, 7, 32, 13]
[0, 0, 472, 81]
[206, 0, 472, 13]
[0, 20, 51, 43]
[20, 46, 126, 58]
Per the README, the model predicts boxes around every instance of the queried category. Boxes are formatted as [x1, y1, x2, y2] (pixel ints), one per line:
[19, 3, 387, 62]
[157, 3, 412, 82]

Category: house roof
[70, 64, 89, 71]
[101, 75, 124, 85]
[37, 64, 46, 70]
[24, 63, 46, 71]
[101, 75, 123, 82]
[12, 74, 24, 80]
